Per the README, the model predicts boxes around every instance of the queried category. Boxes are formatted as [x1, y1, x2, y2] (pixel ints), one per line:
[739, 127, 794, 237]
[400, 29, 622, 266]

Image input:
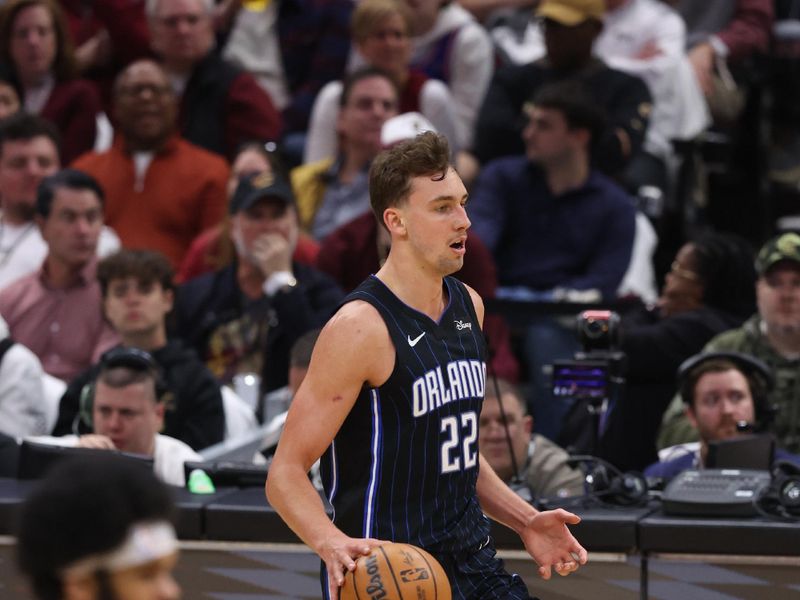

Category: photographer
[595, 232, 756, 471]
[481, 378, 585, 501]
[646, 352, 799, 480]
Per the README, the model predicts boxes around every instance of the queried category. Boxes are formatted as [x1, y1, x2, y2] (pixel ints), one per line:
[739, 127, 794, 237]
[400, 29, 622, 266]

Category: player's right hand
[319, 534, 383, 599]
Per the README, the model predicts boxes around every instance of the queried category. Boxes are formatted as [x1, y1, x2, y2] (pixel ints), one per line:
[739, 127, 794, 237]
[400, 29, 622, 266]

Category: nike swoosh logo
[408, 332, 426, 347]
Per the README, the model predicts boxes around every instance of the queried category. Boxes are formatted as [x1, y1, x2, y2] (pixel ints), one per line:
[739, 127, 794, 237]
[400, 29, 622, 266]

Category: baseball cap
[535, 0, 605, 26]
[755, 232, 800, 275]
[229, 171, 294, 214]
[381, 112, 437, 148]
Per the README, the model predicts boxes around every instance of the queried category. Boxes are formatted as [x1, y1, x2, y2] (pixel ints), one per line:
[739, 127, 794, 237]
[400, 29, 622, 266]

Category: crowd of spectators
[0, 0, 797, 496]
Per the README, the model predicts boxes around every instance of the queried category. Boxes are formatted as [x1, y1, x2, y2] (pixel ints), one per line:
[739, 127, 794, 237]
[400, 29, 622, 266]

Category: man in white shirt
[30, 347, 200, 486]
[0, 113, 119, 291]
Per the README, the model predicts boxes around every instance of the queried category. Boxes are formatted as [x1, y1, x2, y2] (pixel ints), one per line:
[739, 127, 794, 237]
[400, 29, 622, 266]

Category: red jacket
[73, 135, 230, 268]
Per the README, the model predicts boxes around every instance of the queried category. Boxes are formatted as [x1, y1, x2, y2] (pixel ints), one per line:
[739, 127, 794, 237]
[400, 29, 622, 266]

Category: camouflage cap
[755, 232, 800, 275]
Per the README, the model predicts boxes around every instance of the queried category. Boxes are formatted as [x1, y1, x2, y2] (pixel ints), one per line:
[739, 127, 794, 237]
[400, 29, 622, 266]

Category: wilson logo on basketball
[400, 568, 430, 582]
[365, 554, 388, 599]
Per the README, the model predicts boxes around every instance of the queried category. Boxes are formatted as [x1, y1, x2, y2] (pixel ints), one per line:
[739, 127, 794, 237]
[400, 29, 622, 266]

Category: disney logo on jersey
[454, 320, 472, 331]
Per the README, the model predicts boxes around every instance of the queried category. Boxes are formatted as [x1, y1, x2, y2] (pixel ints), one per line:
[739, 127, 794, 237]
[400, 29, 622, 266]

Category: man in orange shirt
[73, 59, 229, 268]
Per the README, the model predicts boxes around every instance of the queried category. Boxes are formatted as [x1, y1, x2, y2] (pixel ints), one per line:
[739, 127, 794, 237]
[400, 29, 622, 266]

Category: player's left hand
[520, 508, 588, 580]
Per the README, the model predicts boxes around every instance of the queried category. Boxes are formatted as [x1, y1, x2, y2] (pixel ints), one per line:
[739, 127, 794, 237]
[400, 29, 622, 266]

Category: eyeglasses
[670, 261, 701, 282]
[117, 83, 173, 99]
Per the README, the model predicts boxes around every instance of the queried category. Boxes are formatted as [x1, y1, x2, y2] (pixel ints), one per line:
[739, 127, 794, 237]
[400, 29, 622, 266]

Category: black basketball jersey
[319, 275, 490, 554]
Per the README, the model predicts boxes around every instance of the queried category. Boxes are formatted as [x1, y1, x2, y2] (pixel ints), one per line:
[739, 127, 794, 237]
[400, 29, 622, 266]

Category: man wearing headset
[645, 352, 799, 480]
[27, 347, 200, 486]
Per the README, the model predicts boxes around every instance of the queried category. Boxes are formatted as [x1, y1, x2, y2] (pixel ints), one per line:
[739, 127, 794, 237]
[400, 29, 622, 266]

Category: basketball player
[266, 132, 587, 599]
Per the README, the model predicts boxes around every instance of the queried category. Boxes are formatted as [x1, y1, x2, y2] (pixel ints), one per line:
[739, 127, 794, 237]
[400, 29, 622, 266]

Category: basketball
[340, 542, 451, 600]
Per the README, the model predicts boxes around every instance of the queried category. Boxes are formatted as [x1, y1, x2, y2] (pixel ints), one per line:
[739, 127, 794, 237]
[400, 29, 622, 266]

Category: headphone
[757, 460, 800, 520]
[75, 347, 168, 432]
[566, 455, 649, 507]
[677, 351, 776, 430]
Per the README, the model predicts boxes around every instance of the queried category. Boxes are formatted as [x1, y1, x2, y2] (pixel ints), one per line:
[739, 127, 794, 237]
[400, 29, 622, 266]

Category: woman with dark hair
[562, 232, 758, 471]
[0, 0, 101, 162]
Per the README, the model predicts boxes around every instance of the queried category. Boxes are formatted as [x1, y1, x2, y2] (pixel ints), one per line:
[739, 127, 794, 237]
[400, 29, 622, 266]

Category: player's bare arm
[265, 300, 394, 596]
[475, 454, 587, 578]
[467, 283, 588, 578]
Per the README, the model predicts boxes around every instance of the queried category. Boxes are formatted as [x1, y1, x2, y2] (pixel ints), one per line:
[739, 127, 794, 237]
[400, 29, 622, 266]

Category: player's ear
[384, 207, 406, 236]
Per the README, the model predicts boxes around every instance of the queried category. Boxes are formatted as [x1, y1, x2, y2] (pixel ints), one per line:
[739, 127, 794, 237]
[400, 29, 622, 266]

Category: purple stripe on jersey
[363, 389, 382, 537]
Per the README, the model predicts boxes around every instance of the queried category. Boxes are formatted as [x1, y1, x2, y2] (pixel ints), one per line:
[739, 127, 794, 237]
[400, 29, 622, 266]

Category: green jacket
[658, 315, 800, 452]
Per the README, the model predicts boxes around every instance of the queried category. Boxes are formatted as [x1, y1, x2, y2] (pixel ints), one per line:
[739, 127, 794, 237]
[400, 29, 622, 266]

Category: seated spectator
[493, 0, 709, 209]
[29, 347, 201, 486]
[590, 232, 757, 471]
[473, 0, 652, 178]
[146, 0, 281, 159]
[676, 0, 774, 126]
[60, 0, 151, 78]
[292, 67, 399, 239]
[304, 0, 459, 164]
[0, 169, 119, 382]
[220, 0, 354, 155]
[646, 352, 798, 480]
[469, 81, 636, 440]
[16, 454, 181, 600]
[173, 171, 344, 394]
[0, 313, 50, 437]
[0, 0, 103, 163]
[469, 80, 636, 301]
[660, 232, 800, 455]
[52, 249, 225, 451]
[0, 113, 119, 290]
[72, 59, 229, 269]
[177, 141, 319, 283]
[261, 327, 322, 453]
[403, 0, 494, 151]
[480, 378, 585, 500]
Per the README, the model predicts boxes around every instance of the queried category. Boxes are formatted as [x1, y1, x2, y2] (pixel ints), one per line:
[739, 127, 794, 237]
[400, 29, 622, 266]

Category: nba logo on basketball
[400, 567, 430, 582]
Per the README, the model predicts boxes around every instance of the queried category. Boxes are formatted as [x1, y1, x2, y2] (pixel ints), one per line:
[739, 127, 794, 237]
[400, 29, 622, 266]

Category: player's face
[757, 262, 800, 335]
[106, 553, 181, 600]
[688, 369, 755, 444]
[93, 380, 163, 456]
[479, 394, 531, 482]
[400, 167, 469, 276]
[104, 277, 173, 339]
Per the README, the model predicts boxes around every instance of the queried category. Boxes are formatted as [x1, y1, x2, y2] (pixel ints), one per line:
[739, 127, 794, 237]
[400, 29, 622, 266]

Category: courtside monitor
[17, 440, 154, 480]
